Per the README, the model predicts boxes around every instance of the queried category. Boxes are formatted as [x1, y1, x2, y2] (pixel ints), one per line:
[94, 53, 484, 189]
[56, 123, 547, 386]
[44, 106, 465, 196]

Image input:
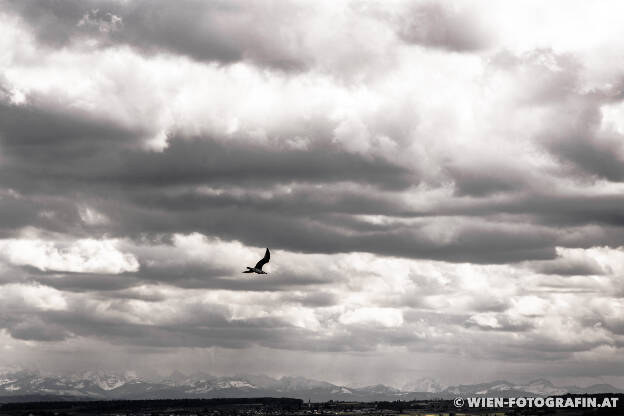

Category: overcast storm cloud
[1, 0, 624, 389]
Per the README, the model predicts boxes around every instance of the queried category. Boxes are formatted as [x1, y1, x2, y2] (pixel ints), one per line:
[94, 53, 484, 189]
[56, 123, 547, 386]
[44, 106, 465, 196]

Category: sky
[1, 0, 624, 389]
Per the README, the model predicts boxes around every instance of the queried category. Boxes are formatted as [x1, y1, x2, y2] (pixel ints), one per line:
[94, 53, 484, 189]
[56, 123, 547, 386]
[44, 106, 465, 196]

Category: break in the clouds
[1, 0, 624, 388]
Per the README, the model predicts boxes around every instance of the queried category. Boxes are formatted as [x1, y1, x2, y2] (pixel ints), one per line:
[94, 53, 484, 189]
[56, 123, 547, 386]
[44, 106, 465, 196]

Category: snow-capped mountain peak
[276, 376, 333, 391]
[401, 377, 444, 393]
[0, 370, 621, 402]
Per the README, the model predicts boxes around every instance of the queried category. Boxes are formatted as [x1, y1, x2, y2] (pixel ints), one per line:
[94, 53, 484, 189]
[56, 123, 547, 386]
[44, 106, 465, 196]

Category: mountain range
[0, 369, 621, 402]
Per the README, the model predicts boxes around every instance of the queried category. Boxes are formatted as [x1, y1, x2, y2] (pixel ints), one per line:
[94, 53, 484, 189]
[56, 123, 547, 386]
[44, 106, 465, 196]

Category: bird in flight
[243, 248, 270, 275]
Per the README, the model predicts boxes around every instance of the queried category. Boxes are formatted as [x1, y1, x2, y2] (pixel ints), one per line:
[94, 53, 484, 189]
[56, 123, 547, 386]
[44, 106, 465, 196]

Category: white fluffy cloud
[0, 283, 67, 311]
[0, 238, 139, 274]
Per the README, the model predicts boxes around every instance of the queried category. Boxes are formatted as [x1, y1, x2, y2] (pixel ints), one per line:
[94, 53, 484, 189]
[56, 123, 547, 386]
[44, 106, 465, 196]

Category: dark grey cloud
[0, 95, 147, 206]
[393, 2, 490, 52]
[547, 127, 624, 182]
[0, 97, 141, 161]
[28, 302, 288, 349]
[7, 317, 71, 342]
[1, 0, 91, 47]
[113, 137, 414, 190]
[65, 317, 292, 350]
[3, 0, 312, 70]
[4, 303, 404, 352]
[0, 97, 413, 193]
[529, 256, 606, 276]
[4, 0, 495, 74]
[425, 191, 624, 235]
[109, 204, 557, 263]
[0, 95, 562, 264]
[29, 271, 143, 293]
[445, 162, 528, 197]
[114, 0, 309, 70]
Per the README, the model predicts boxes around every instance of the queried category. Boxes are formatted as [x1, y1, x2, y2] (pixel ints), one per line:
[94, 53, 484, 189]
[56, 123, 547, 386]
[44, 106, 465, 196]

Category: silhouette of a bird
[243, 248, 270, 274]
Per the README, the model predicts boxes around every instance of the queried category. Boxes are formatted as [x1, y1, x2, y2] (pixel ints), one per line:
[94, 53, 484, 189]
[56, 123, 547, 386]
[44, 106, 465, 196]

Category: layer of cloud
[1, 0, 624, 387]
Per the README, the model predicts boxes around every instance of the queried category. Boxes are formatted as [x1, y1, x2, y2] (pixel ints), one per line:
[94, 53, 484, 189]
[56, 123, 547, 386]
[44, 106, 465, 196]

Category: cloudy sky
[1, 0, 624, 389]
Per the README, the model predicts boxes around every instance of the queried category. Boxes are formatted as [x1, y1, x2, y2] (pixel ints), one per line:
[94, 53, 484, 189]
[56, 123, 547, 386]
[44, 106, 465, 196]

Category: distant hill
[0, 369, 621, 402]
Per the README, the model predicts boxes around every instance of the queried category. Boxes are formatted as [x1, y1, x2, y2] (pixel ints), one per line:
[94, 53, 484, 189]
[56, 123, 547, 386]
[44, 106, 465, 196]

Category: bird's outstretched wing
[255, 248, 270, 270]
